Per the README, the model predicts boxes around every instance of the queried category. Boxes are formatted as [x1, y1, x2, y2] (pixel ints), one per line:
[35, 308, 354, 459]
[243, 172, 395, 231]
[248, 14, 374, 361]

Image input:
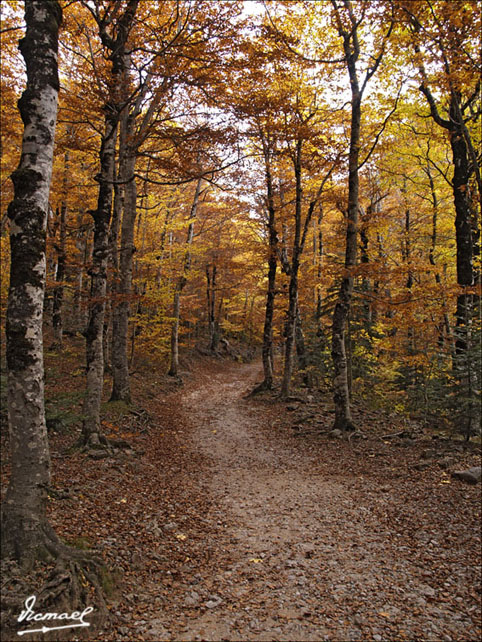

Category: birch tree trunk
[1, 0, 62, 567]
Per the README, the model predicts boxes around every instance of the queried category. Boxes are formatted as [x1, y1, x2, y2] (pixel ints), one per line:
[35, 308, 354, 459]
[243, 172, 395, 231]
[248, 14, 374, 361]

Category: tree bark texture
[2, 0, 62, 567]
[260, 158, 278, 390]
[82, 114, 117, 445]
[51, 150, 69, 349]
[111, 152, 136, 401]
[295, 307, 311, 388]
[82, 1, 138, 444]
[281, 140, 303, 398]
[331, 85, 360, 431]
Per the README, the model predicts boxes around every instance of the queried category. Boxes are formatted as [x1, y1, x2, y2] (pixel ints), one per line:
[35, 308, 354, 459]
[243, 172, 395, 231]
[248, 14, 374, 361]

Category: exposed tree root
[332, 418, 357, 432]
[246, 380, 273, 397]
[1, 524, 112, 640]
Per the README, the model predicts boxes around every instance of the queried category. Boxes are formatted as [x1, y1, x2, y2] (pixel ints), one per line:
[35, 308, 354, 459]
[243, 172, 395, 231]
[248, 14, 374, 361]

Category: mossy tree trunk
[1, 0, 62, 568]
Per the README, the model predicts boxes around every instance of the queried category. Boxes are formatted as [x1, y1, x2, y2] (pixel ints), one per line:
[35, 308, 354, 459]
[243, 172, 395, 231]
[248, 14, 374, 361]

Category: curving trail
[121, 360, 480, 642]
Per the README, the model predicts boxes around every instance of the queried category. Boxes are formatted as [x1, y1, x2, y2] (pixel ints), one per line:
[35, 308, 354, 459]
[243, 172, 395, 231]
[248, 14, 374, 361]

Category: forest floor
[1, 348, 481, 641]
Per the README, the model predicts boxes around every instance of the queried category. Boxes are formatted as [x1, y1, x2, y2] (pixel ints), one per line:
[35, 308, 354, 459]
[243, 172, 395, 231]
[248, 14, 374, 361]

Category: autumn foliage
[1, 0, 480, 436]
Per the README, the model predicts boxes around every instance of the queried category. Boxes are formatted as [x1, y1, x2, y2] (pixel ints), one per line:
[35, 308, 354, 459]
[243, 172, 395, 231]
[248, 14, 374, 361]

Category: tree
[80, 0, 139, 447]
[1, 0, 63, 567]
[168, 177, 203, 376]
[400, 0, 481, 436]
[329, 0, 394, 431]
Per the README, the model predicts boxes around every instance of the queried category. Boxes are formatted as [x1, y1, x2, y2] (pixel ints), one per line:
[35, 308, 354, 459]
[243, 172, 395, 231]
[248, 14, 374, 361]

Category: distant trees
[0, 0, 479, 444]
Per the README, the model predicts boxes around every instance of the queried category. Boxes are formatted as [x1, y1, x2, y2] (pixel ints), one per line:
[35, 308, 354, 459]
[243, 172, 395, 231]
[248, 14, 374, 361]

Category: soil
[1, 356, 481, 641]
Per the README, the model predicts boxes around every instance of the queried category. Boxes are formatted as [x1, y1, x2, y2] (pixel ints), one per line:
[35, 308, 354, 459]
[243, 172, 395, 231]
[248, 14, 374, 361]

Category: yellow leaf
[120, 498, 127, 503]
[249, 558, 263, 563]
[176, 533, 187, 541]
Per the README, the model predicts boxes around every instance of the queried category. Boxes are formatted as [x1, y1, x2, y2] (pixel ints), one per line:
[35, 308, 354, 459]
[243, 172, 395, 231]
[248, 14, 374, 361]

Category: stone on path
[451, 466, 481, 484]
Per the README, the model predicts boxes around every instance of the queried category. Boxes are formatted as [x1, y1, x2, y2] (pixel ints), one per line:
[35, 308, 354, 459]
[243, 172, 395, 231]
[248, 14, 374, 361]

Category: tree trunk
[81, 114, 117, 446]
[111, 152, 136, 401]
[281, 140, 303, 398]
[104, 118, 124, 374]
[261, 243, 277, 389]
[259, 161, 278, 390]
[331, 88, 360, 431]
[51, 150, 69, 349]
[82, 1, 138, 444]
[168, 178, 203, 376]
[206, 262, 219, 352]
[72, 211, 89, 332]
[169, 290, 181, 376]
[1, 0, 62, 567]
[281, 271, 299, 397]
[295, 307, 311, 388]
[314, 207, 323, 327]
[426, 164, 452, 343]
[449, 96, 475, 356]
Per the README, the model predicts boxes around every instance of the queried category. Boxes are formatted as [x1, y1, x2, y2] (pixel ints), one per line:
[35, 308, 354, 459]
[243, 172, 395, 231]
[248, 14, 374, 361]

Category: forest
[0, 0, 481, 641]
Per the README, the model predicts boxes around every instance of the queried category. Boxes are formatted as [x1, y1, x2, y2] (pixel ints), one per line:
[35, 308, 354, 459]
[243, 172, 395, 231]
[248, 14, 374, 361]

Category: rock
[329, 429, 343, 439]
[184, 591, 200, 607]
[146, 619, 170, 639]
[421, 584, 436, 598]
[451, 466, 481, 484]
[205, 595, 222, 609]
[438, 457, 454, 470]
[298, 542, 315, 558]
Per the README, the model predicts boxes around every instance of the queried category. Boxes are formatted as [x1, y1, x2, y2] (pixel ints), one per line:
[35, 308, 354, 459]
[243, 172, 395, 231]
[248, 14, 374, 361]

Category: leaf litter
[1, 356, 480, 641]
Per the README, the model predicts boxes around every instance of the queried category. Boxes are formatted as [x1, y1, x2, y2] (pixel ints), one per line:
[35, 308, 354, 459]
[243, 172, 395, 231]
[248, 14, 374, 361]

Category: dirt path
[2, 354, 479, 642]
[126, 360, 480, 642]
